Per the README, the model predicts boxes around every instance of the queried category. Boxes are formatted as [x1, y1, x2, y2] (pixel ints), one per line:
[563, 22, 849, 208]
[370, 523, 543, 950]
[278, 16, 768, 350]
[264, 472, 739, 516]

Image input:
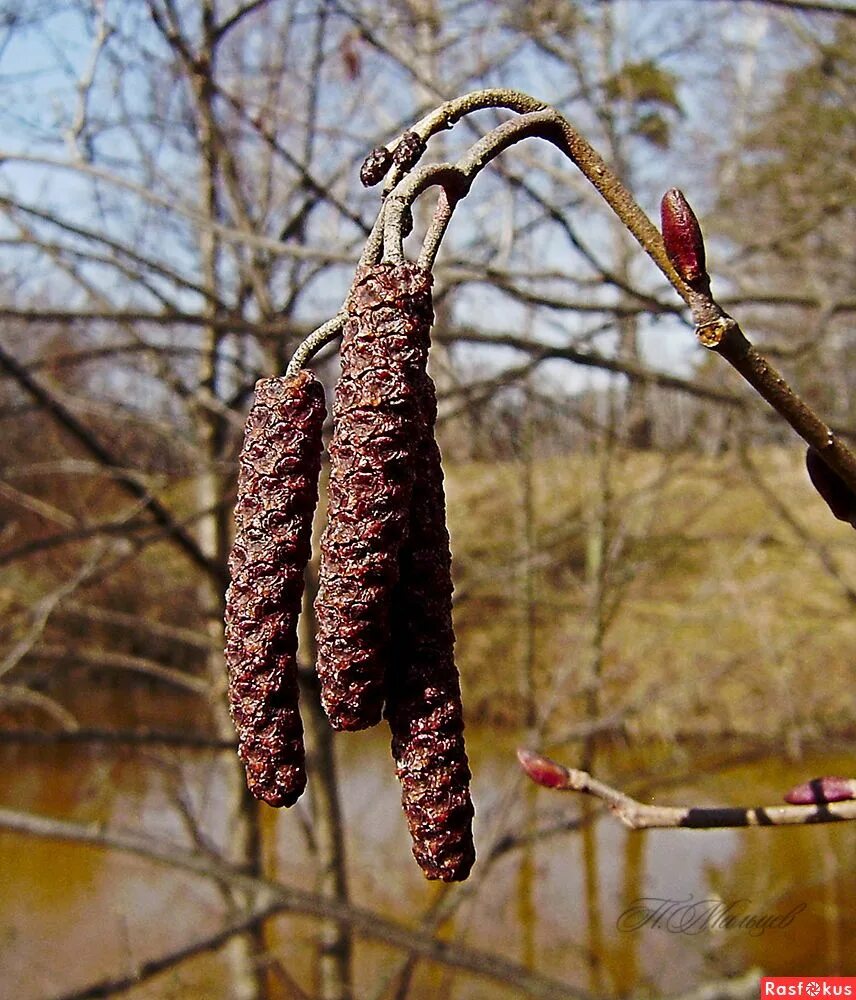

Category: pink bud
[783, 776, 856, 805]
[517, 748, 569, 789]
[660, 188, 708, 288]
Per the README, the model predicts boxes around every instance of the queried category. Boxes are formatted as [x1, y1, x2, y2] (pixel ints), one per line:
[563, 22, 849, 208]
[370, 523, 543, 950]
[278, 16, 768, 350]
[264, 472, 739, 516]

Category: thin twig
[0, 343, 223, 585]
[376, 97, 683, 292]
[661, 189, 856, 496]
[0, 727, 234, 749]
[518, 750, 856, 828]
[284, 311, 346, 378]
[0, 686, 79, 730]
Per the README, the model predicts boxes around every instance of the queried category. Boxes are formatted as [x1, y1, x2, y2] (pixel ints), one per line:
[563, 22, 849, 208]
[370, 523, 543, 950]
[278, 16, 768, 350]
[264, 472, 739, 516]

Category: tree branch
[0, 342, 224, 586]
[0, 807, 590, 1000]
[518, 750, 856, 828]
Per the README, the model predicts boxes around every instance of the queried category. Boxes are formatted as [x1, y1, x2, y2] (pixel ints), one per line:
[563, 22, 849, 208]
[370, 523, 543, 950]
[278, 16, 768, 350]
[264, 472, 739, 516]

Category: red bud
[784, 776, 856, 805]
[517, 748, 570, 789]
[661, 188, 708, 288]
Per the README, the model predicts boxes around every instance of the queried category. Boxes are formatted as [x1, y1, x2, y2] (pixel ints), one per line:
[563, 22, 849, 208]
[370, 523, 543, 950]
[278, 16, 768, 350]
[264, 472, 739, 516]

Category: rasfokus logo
[762, 979, 856, 998]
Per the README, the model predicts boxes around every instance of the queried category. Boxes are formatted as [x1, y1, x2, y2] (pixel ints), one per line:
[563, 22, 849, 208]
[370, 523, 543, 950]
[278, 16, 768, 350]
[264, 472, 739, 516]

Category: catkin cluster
[225, 263, 475, 881]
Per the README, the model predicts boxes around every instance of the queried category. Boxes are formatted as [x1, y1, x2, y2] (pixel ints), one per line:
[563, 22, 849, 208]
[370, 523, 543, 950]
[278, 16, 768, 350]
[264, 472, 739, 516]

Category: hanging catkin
[386, 365, 475, 882]
[314, 263, 432, 730]
[225, 371, 325, 807]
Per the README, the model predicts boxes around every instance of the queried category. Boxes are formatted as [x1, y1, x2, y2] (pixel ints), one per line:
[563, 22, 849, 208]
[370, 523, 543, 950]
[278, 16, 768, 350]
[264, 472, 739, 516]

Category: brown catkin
[386, 366, 475, 881]
[225, 370, 325, 807]
[315, 263, 433, 731]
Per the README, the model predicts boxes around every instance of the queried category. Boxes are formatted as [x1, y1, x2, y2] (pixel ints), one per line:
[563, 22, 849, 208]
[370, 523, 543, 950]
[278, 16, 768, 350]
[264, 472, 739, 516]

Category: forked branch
[282, 88, 856, 513]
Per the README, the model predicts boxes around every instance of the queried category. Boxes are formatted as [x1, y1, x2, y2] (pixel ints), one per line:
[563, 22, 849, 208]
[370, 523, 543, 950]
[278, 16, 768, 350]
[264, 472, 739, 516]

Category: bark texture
[315, 263, 432, 731]
[225, 370, 325, 806]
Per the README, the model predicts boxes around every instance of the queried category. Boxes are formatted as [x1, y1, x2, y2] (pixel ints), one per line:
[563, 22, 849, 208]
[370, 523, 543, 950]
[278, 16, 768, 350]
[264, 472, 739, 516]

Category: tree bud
[517, 749, 570, 789]
[784, 776, 856, 805]
[660, 188, 708, 288]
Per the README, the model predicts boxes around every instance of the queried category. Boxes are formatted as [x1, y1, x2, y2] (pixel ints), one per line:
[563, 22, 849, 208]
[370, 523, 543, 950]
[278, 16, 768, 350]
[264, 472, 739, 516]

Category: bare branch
[0, 807, 591, 1000]
[661, 189, 856, 496]
[28, 644, 209, 696]
[518, 750, 856, 828]
[0, 727, 233, 750]
[0, 342, 224, 586]
[0, 553, 106, 681]
[0, 685, 79, 730]
[727, 0, 856, 17]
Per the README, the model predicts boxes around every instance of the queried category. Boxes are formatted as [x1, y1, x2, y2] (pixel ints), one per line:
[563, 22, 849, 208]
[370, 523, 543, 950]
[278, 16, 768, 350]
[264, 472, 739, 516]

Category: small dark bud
[784, 776, 856, 805]
[399, 204, 413, 238]
[660, 188, 708, 288]
[806, 447, 856, 525]
[360, 146, 393, 187]
[392, 131, 427, 172]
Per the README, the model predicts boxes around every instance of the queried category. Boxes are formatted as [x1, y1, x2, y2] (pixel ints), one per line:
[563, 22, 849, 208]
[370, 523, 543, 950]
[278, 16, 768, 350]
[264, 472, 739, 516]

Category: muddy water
[0, 713, 854, 999]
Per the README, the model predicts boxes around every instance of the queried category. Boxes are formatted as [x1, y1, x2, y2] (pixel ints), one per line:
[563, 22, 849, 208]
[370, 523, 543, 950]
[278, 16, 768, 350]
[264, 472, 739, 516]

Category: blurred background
[0, 1, 854, 997]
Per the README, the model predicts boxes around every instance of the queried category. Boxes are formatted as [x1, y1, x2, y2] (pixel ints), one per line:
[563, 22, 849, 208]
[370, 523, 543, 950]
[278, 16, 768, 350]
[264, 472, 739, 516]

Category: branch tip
[516, 748, 570, 789]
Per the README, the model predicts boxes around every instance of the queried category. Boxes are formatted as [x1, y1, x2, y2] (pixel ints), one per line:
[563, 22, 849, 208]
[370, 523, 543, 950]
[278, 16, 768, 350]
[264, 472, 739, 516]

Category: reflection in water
[516, 780, 537, 973]
[581, 801, 605, 996]
[615, 826, 645, 996]
[1, 724, 854, 998]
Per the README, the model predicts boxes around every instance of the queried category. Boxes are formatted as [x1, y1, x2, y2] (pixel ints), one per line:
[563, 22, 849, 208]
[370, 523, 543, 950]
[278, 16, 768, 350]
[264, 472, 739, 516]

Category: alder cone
[386, 370, 475, 881]
[360, 146, 393, 187]
[315, 263, 433, 730]
[392, 130, 427, 172]
[225, 371, 325, 807]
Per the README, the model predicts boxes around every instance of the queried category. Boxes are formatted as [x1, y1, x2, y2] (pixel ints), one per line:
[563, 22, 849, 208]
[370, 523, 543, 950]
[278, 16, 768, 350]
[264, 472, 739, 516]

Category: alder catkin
[361, 271, 475, 881]
[315, 263, 433, 730]
[225, 370, 325, 807]
[385, 365, 475, 881]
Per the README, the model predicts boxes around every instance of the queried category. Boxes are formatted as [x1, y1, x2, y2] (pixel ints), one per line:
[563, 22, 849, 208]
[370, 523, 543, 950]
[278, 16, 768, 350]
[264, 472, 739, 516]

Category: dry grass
[443, 445, 856, 741]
